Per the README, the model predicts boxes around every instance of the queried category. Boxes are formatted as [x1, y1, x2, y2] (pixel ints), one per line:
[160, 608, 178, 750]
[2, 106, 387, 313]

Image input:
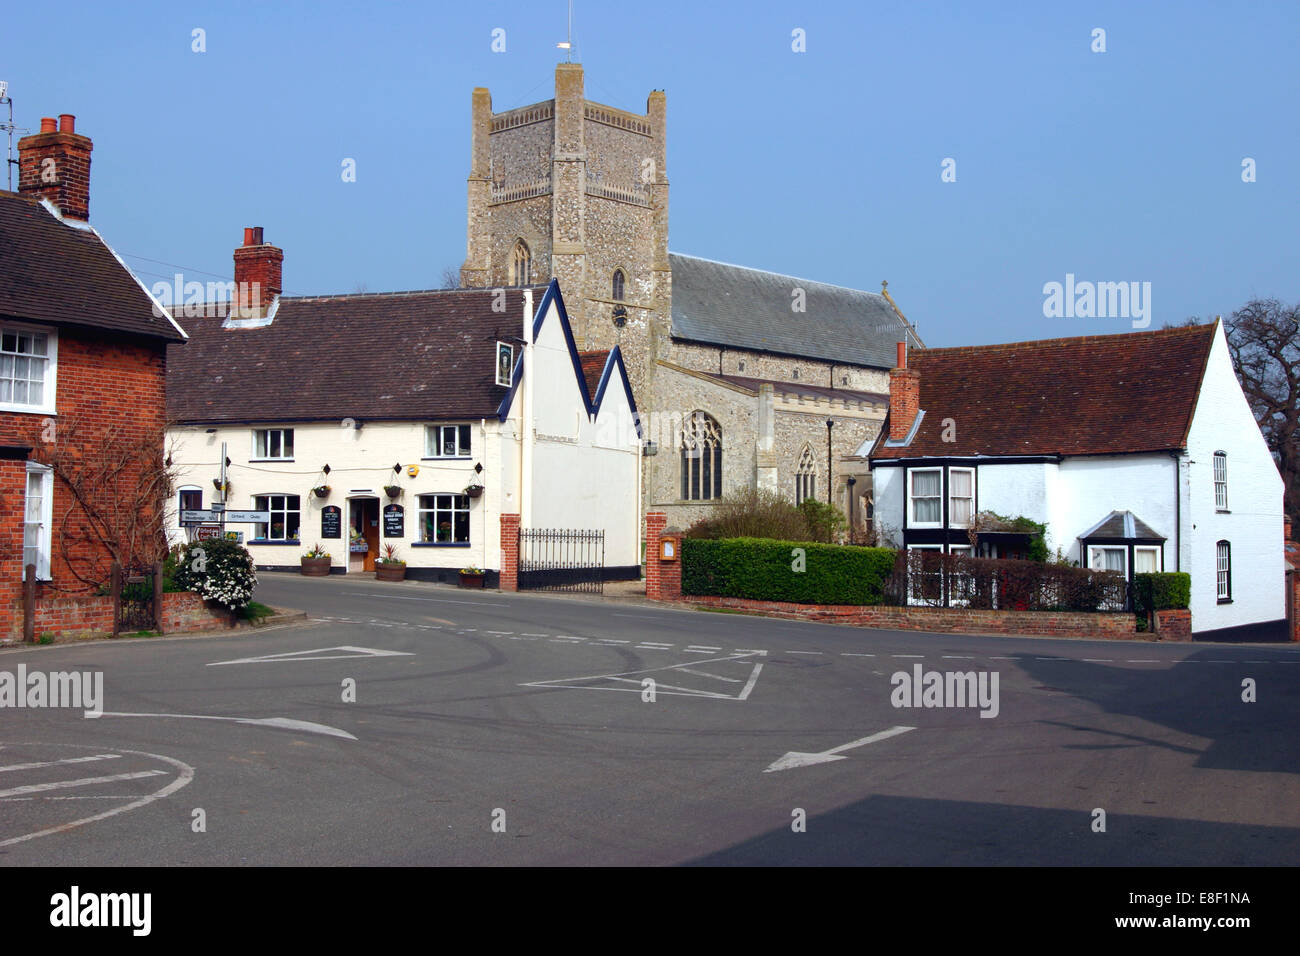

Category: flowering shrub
[172, 539, 258, 612]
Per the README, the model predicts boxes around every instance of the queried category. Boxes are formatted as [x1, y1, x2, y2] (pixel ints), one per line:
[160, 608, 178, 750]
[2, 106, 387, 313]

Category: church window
[681, 411, 723, 501]
[792, 369, 799, 380]
[738, 360, 745, 372]
[612, 269, 625, 301]
[795, 445, 817, 505]
[511, 240, 532, 287]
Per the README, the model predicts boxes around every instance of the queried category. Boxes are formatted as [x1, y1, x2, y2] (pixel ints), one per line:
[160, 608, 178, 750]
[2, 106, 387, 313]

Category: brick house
[1, 115, 186, 640]
[869, 324, 1288, 640]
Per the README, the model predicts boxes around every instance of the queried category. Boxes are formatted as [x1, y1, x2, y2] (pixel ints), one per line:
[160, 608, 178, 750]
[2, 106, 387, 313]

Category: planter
[300, 557, 332, 577]
[376, 562, 407, 582]
[384, 485, 402, 499]
[313, 486, 331, 499]
[458, 571, 485, 589]
[464, 485, 484, 499]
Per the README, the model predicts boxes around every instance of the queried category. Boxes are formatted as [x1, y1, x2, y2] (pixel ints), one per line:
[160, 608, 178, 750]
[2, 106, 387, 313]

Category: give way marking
[764, 726, 916, 773]
[208, 646, 414, 666]
[521, 653, 765, 700]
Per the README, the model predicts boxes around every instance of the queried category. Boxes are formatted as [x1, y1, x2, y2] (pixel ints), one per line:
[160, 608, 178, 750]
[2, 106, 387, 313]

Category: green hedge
[682, 537, 897, 605]
[1132, 572, 1191, 617]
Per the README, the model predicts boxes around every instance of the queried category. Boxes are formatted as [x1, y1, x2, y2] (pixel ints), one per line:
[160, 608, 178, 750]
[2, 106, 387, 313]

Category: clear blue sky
[3, 0, 1296, 347]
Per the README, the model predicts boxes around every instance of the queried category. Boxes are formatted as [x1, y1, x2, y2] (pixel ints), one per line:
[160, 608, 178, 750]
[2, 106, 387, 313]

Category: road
[1, 572, 1297, 865]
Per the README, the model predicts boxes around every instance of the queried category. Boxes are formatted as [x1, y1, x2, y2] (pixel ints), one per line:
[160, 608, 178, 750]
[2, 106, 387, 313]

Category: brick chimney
[232, 227, 283, 317]
[888, 341, 920, 442]
[17, 114, 93, 221]
[1287, 516, 1294, 543]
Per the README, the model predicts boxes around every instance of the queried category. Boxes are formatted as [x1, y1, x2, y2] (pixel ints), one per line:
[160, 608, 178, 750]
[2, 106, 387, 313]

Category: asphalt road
[1, 572, 1297, 865]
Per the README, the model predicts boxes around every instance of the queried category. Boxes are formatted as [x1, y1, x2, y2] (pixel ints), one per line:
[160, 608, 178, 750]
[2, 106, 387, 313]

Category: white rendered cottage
[166, 262, 641, 586]
[868, 323, 1286, 639]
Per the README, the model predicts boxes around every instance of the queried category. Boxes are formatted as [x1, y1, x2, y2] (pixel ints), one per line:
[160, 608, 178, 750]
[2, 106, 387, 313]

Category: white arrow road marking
[522, 654, 765, 700]
[0, 770, 166, 799]
[208, 645, 414, 666]
[764, 726, 916, 773]
[89, 712, 357, 740]
[0, 754, 122, 773]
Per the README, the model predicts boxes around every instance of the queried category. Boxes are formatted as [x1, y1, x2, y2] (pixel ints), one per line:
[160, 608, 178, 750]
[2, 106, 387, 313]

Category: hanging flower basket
[212, 478, 231, 493]
[313, 485, 331, 498]
[464, 482, 484, 499]
[384, 484, 402, 499]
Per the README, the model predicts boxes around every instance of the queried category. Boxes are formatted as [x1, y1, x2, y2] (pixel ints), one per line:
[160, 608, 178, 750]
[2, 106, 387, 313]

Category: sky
[2, 0, 1297, 348]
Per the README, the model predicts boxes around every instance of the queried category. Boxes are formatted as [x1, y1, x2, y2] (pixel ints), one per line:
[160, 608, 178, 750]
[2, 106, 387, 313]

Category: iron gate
[518, 529, 605, 594]
[113, 562, 159, 635]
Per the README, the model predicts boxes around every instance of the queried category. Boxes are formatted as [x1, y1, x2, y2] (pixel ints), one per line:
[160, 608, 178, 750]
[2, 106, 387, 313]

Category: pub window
[425, 424, 471, 458]
[253, 428, 294, 460]
[681, 411, 723, 501]
[253, 494, 301, 541]
[420, 493, 470, 543]
[795, 444, 817, 505]
[511, 240, 532, 287]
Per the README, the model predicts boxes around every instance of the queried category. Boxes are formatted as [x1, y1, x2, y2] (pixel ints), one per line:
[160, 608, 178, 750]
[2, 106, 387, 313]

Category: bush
[797, 498, 846, 543]
[1132, 572, 1191, 619]
[172, 538, 258, 612]
[684, 488, 852, 544]
[884, 550, 1129, 612]
[682, 537, 897, 605]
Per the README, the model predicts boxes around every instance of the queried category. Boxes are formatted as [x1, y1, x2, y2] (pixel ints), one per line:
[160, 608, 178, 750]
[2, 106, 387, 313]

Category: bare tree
[1223, 299, 1300, 527]
[438, 265, 462, 290]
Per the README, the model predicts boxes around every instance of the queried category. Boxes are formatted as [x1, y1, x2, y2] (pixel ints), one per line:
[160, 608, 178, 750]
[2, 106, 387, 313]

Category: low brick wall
[1154, 608, 1193, 642]
[6, 589, 230, 641]
[687, 594, 1140, 639]
[1289, 567, 1299, 642]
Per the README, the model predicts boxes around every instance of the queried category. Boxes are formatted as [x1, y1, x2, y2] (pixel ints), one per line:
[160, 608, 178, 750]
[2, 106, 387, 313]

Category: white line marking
[0, 770, 165, 799]
[0, 754, 121, 773]
[1036, 657, 1070, 661]
[682, 649, 715, 654]
[606, 677, 733, 698]
[636, 645, 675, 651]
[1082, 659, 1112, 663]
[337, 591, 508, 607]
[787, 651, 823, 656]
[991, 656, 1016, 660]
[892, 654, 925, 659]
[765, 726, 915, 773]
[0, 747, 195, 849]
[687, 646, 722, 651]
[522, 654, 764, 701]
[592, 639, 630, 644]
[675, 667, 742, 683]
[842, 653, 875, 657]
[737, 662, 764, 701]
[91, 712, 357, 740]
[486, 631, 514, 635]
[638, 642, 673, 647]
[942, 655, 975, 659]
[1127, 660, 1160, 664]
[521, 633, 549, 637]
[209, 646, 414, 666]
[509, 636, 536, 641]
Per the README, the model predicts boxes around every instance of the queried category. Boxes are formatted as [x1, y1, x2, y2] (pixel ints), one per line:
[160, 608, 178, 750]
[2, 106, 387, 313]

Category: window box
[301, 556, 331, 576]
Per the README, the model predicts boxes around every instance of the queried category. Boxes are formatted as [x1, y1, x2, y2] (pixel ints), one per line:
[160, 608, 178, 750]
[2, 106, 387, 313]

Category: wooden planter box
[301, 557, 332, 577]
[375, 563, 407, 582]
[458, 572, 485, 589]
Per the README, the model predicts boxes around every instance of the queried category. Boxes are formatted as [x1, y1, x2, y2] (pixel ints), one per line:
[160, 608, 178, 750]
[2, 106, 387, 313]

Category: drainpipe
[521, 288, 534, 532]
[1170, 450, 1181, 572]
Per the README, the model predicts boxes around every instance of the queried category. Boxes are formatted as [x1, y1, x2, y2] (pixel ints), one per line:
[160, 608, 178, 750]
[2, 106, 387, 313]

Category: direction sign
[194, 524, 224, 541]
[221, 511, 271, 523]
[181, 510, 218, 523]
[210, 502, 225, 513]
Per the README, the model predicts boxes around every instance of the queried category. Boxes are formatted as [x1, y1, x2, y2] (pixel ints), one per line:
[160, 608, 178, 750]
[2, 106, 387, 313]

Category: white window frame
[1087, 545, 1128, 577]
[252, 428, 294, 461]
[947, 544, 973, 606]
[23, 462, 53, 581]
[1134, 546, 1162, 574]
[1216, 540, 1231, 602]
[424, 424, 472, 459]
[948, 467, 976, 529]
[178, 485, 204, 527]
[0, 322, 58, 415]
[1213, 451, 1228, 511]
[907, 468, 942, 529]
[252, 493, 301, 541]
[419, 493, 471, 543]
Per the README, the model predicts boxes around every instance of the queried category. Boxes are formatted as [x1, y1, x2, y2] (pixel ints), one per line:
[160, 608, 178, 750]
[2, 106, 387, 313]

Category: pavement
[1, 570, 1297, 866]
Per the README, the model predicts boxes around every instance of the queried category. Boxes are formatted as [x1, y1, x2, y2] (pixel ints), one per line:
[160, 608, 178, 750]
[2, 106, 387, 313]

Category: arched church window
[511, 240, 532, 287]
[681, 411, 723, 501]
[612, 269, 625, 301]
[795, 445, 817, 505]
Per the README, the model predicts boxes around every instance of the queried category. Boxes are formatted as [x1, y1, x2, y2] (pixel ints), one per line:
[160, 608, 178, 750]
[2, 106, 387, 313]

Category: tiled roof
[871, 324, 1218, 459]
[578, 350, 610, 405]
[668, 253, 922, 368]
[685, 368, 887, 405]
[0, 191, 185, 342]
[1079, 510, 1166, 541]
[166, 288, 545, 424]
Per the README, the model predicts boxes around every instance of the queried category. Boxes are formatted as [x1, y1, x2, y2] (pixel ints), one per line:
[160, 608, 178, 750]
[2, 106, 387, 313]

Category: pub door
[348, 498, 381, 572]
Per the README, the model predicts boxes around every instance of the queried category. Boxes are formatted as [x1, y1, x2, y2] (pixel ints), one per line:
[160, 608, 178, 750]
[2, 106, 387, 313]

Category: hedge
[1132, 572, 1191, 617]
[681, 537, 897, 605]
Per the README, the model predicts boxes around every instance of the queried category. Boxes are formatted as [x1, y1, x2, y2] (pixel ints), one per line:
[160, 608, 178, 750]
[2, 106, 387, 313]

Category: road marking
[337, 591, 508, 607]
[90, 712, 357, 740]
[522, 653, 764, 700]
[592, 639, 630, 644]
[991, 656, 1016, 660]
[521, 633, 549, 637]
[765, 726, 916, 773]
[892, 654, 925, 659]
[0, 770, 165, 800]
[0, 754, 121, 774]
[687, 645, 722, 651]
[638, 642, 673, 647]
[1036, 657, 1070, 661]
[485, 631, 514, 635]
[1127, 660, 1160, 664]
[734, 648, 768, 655]
[209, 646, 414, 666]
[0, 747, 195, 849]
[787, 650, 823, 656]
[942, 655, 975, 659]
[675, 667, 742, 683]
[1082, 659, 1112, 663]
[842, 653, 875, 657]
[509, 636, 536, 641]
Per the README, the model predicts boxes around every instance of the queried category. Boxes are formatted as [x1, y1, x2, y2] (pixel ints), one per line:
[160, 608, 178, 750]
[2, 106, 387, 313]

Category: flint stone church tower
[462, 64, 923, 533]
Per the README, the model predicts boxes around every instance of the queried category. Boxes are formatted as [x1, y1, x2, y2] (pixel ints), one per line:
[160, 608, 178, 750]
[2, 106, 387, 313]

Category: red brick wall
[684, 594, 1140, 639]
[1154, 608, 1192, 642]
[5, 590, 227, 641]
[500, 513, 520, 591]
[0, 456, 27, 631]
[233, 243, 283, 312]
[1289, 568, 1299, 643]
[18, 118, 93, 221]
[645, 513, 681, 601]
[0, 327, 168, 616]
[888, 367, 920, 441]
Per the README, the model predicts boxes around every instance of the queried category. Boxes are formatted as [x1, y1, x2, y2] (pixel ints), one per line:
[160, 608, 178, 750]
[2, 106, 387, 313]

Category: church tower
[461, 64, 670, 400]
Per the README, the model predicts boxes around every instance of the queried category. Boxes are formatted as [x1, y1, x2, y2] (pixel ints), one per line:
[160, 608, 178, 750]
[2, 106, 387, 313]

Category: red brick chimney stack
[888, 341, 920, 442]
[232, 226, 283, 317]
[17, 113, 94, 221]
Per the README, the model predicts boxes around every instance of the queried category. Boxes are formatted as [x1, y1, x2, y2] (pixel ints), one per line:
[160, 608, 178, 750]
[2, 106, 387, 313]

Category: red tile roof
[871, 323, 1218, 459]
[0, 191, 185, 342]
[578, 350, 610, 405]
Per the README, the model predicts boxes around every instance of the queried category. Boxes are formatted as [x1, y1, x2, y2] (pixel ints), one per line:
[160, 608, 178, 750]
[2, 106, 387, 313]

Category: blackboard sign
[321, 506, 342, 539]
[383, 504, 404, 538]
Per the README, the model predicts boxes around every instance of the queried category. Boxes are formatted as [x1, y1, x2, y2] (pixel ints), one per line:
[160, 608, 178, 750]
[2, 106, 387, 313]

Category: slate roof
[166, 288, 545, 424]
[0, 191, 185, 342]
[1079, 510, 1166, 541]
[870, 324, 1218, 459]
[668, 253, 922, 369]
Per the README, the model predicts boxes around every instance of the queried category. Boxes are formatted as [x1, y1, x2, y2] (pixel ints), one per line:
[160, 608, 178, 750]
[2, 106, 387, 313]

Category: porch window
[253, 428, 294, 460]
[1087, 545, 1127, 576]
[1134, 546, 1162, 574]
[425, 424, 471, 458]
[908, 468, 942, 526]
[420, 494, 470, 543]
[23, 463, 52, 580]
[253, 494, 301, 541]
[949, 468, 975, 527]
